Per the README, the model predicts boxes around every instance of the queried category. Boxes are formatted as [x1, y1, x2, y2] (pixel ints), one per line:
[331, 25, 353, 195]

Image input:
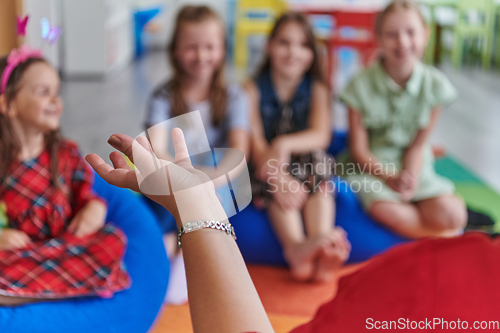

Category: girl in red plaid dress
[0, 48, 130, 305]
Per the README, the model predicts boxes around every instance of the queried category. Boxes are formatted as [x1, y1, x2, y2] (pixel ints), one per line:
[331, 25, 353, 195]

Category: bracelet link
[177, 220, 237, 248]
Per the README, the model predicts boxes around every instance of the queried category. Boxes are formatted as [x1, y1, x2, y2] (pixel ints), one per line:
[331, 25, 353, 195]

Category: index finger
[172, 128, 192, 167]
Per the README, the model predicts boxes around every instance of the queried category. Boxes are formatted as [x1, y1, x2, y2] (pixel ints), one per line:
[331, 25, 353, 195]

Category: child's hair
[257, 12, 325, 83]
[167, 5, 227, 126]
[0, 56, 61, 185]
[375, 0, 427, 36]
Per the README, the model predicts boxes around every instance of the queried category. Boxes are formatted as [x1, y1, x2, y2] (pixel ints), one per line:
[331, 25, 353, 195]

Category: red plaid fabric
[0, 141, 130, 298]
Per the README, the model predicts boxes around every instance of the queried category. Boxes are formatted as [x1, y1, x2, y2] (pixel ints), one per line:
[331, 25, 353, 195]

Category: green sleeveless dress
[338, 61, 458, 210]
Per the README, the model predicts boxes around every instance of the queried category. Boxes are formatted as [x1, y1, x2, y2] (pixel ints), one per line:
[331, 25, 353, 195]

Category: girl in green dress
[340, 0, 467, 239]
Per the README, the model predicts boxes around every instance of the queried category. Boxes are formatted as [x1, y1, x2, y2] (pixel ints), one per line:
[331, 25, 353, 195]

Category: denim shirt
[255, 69, 313, 142]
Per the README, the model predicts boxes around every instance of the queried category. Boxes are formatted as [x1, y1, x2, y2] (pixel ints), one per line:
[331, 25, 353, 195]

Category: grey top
[145, 82, 250, 151]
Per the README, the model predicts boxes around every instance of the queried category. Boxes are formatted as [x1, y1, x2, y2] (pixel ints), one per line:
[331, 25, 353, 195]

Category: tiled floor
[60, 51, 500, 193]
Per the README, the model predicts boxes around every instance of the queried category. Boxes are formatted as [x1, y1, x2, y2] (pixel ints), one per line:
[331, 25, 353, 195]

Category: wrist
[402, 168, 417, 177]
[271, 136, 289, 155]
[82, 199, 107, 217]
[173, 188, 228, 228]
[382, 172, 396, 183]
[86, 198, 107, 210]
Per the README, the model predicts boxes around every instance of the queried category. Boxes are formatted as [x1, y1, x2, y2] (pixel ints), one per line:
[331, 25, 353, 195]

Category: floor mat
[150, 264, 364, 332]
[435, 156, 500, 232]
[151, 156, 499, 332]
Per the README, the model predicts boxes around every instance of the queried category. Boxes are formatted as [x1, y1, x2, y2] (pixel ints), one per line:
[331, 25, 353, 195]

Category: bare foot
[314, 228, 351, 283]
[285, 238, 326, 282]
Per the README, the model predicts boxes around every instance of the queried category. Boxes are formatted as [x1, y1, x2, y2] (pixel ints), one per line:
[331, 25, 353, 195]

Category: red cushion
[292, 232, 500, 332]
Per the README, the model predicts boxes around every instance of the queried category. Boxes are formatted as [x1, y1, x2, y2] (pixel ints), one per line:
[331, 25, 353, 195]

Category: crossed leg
[369, 195, 467, 239]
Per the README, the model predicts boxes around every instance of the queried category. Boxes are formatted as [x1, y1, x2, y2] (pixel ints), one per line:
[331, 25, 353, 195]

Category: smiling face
[267, 21, 314, 81]
[173, 19, 225, 82]
[378, 8, 428, 69]
[7, 62, 63, 133]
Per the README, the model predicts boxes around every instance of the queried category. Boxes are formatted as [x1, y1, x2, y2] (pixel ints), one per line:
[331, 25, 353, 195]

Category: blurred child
[244, 12, 350, 283]
[339, 0, 466, 239]
[0, 47, 129, 305]
[144, 5, 250, 302]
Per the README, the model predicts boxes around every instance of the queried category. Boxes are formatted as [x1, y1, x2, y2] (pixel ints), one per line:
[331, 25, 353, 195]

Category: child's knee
[425, 197, 467, 231]
[433, 213, 465, 231]
[369, 202, 405, 224]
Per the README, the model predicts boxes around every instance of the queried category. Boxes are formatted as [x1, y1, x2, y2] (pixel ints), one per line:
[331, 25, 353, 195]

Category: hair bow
[1, 45, 44, 95]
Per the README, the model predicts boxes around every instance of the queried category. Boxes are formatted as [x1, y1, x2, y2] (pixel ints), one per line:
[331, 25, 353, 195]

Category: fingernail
[108, 135, 121, 147]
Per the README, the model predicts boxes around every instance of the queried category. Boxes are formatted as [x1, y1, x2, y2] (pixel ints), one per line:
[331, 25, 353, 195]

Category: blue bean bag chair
[230, 131, 409, 265]
[141, 131, 408, 265]
[0, 173, 169, 333]
[231, 177, 409, 265]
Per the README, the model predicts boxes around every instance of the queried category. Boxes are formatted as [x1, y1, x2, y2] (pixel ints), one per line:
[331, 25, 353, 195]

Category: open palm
[85, 128, 222, 224]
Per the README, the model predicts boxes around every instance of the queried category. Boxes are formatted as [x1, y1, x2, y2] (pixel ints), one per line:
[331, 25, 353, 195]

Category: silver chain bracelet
[177, 220, 237, 247]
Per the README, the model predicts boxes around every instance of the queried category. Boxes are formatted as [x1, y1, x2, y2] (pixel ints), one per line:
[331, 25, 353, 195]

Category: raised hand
[85, 128, 226, 226]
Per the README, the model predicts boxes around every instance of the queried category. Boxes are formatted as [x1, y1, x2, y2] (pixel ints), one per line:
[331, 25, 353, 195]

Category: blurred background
[1, 0, 499, 219]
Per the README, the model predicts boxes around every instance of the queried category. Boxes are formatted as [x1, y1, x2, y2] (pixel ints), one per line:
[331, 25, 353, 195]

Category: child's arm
[67, 144, 108, 237]
[243, 80, 272, 169]
[243, 81, 294, 174]
[86, 130, 274, 333]
[401, 107, 442, 184]
[67, 199, 107, 237]
[244, 80, 308, 210]
[348, 108, 394, 181]
[271, 82, 332, 158]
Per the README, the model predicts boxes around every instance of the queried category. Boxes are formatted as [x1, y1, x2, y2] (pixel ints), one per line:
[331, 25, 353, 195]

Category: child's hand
[68, 200, 107, 237]
[0, 229, 32, 250]
[385, 174, 401, 192]
[272, 174, 308, 211]
[398, 170, 418, 201]
[385, 171, 417, 201]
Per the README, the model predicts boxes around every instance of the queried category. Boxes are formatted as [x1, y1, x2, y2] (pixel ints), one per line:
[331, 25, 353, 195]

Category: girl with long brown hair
[145, 5, 250, 185]
[145, 5, 250, 155]
[0, 48, 129, 305]
[244, 12, 350, 283]
[143, 5, 251, 303]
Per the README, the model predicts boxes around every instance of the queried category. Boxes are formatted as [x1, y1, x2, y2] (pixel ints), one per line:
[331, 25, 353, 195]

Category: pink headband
[1, 45, 43, 95]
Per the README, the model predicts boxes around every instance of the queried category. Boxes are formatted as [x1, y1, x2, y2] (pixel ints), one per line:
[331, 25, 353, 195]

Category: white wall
[23, 0, 62, 69]
[132, 0, 229, 50]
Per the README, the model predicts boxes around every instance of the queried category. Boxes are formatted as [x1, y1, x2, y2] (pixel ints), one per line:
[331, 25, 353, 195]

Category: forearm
[251, 136, 272, 168]
[87, 129, 274, 333]
[77, 196, 107, 217]
[402, 145, 424, 178]
[351, 148, 394, 181]
[402, 107, 440, 177]
[272, 129, 331, 155]
[182, 230, 273, 333]
[175, 194, 273, 333]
